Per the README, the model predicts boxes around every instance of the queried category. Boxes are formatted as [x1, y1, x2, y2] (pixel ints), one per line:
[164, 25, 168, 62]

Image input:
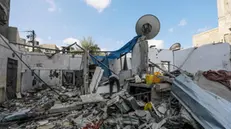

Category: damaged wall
[174, 43, 231, 73]
[109, 55, 132, 75]
[0, 35, 22, 102]
[20, 53, 82, 92]
[149, 48, 174, 71]
[149, 43, 231, 74]
[22, 53, 82, 70]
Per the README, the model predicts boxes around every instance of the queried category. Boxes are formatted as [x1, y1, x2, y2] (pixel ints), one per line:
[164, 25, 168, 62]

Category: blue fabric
[91, 55, 111, 77]
[90, 35, 141, 77]
[107, 35, 141, 59]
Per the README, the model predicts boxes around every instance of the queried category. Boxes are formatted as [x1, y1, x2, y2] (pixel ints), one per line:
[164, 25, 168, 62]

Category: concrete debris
[155, 83, 171, 92]
[80, 93, 104, 103]
[0, 76, 206, 129]
[157, 103, 167, 115]
[135, 75, 142, 83]
[89, 66, 104, 93]
[1, 109, 31, 122]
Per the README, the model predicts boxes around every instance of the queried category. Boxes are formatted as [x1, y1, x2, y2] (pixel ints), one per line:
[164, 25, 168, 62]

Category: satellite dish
[136, 14, 160, 40]
[170, 43, 181, 51]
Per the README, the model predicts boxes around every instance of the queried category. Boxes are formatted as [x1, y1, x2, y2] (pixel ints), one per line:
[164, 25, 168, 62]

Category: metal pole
[120, 54, 122, 70]
[149, 60, 175, 78]
[83, 50, 89, 94]
[32, 30, 35, 52]
[10, 41, 114, 53]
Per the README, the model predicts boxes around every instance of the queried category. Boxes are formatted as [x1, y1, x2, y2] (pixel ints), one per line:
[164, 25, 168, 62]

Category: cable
[0, 35, 64, 101]
[153, 63, 185, 73]
[178, 48, 196, 69]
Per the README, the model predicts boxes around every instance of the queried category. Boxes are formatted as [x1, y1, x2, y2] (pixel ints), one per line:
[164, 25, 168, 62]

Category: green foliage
[80, 37, 102, 55]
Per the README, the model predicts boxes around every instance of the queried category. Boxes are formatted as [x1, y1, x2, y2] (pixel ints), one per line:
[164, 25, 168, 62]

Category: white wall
[22, 53, 82, 70]
[148, 43, 231, 74]
[0, 35, 22, 102]
[149, 48, 173, 71]
[174, 43, 231, 73]
[21, 53, 82, 92]
[109, 55, 132, 75]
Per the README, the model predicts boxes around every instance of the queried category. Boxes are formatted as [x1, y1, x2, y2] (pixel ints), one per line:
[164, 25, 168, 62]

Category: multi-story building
[193, 0, 231, 46]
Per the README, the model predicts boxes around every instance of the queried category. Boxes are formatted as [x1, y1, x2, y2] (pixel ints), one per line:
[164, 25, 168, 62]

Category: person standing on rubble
[109, 73, 120, 96]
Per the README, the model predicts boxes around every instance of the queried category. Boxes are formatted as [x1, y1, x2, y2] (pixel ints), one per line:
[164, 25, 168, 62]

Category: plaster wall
[174, 43, 231, 73]
[20, 53, 82, 92]
[148, 43, 231, 74]
[0, 35, 22, 102]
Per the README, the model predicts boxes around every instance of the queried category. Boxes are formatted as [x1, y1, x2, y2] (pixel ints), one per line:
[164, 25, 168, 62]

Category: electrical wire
[178, 48, 196, 69]
[0, 35, 64, 100]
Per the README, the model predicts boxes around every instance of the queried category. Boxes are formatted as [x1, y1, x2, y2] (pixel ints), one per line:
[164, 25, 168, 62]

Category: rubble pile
[0, 83, 201, 129]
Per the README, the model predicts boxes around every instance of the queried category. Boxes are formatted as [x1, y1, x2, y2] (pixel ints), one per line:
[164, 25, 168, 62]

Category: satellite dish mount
[136, 14, 161, 40]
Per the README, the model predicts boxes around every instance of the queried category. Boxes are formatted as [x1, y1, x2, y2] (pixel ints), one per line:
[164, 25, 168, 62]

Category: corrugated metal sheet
[172, 74, 231, 129]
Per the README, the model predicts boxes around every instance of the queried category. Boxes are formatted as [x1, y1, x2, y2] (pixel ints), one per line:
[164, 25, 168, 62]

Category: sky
[9, 0, 218, 50]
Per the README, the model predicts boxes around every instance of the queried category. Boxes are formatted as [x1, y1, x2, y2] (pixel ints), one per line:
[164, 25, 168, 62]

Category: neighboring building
[26, 40, 39, 52]
[39, 44, 60, 53]
[0, 0, 10, 38]
[193, 0, 231, 46]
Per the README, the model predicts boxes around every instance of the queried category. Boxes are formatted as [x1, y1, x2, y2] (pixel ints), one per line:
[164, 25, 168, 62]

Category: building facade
[193, 0, 231, 46]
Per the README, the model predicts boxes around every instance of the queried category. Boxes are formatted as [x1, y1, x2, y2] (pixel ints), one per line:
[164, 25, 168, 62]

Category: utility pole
[32, 30, 35, 52]
[26, 30, 36, 52]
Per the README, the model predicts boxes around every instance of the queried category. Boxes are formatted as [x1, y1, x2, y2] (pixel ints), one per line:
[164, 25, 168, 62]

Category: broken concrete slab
[48, 103, 82, 114]
[115, 99, 131, 113]
[157, 103, 167, 115]
[107, 96, 120, 106]
[138, 123, 153, 129]
[155, 83, 171, 92]
[37, 120, 49, 126]
[2, 109, 31, 122]
[135, 110, 152, 122]
[123, 96, 140, 110]
[63, 91, 78, 97]
[121, 115, 140, 126]
[89, 67, 104, 93]
[80, 93, 104, 103]
[96, 84, 119, 94]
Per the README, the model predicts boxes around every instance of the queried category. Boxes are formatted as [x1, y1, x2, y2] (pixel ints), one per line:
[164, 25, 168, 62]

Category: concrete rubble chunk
[63, 91, 78, 97]
[89, 66, 104, 93]
[157, 103, 167, 115]
[152, 118, 167, 129]
[138, 123, 153, 129]
[121, 115, 140, 125]
[80, 93, 104, 103]
[115, 99, 131, 113]
[107, 96, 120, 106]
[155, 83, 171, 92]
[2, 109, 31, 122]
[48, 103, 82, 114]
[37, 120, 49, 126]
[135, 110, 152, 122]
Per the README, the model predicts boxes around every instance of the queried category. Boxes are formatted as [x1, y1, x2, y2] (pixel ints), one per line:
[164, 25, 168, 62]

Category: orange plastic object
[153, 72, 161, 83]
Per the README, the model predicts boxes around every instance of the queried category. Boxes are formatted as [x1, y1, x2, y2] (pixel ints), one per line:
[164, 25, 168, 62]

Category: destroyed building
[0, 0, 230, 129]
